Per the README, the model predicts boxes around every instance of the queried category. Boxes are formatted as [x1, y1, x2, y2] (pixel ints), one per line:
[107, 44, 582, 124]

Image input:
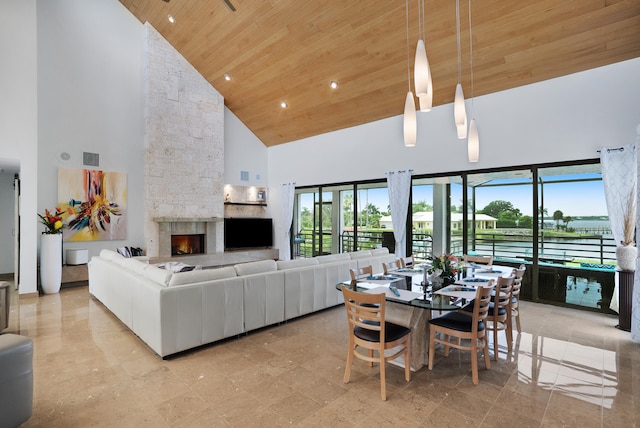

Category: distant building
[379, 212, 497, 231]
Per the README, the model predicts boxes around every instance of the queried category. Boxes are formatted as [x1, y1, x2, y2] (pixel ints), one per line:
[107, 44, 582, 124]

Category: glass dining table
[335, 264, 514, 371]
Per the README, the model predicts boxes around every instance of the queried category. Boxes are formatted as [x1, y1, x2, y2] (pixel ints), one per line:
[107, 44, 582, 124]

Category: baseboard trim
[19, 292, 39, 300]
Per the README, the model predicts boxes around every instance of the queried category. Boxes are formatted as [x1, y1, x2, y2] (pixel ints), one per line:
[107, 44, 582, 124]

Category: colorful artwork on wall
[57, 167, 127, 241]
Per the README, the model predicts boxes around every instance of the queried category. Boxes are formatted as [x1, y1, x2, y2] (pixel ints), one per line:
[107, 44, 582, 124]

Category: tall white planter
[616, 245, 637, 272]
[40, 233, 62, 294]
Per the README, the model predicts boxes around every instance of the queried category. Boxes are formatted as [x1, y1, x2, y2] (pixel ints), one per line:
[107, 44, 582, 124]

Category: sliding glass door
[411, 176, 463, 262]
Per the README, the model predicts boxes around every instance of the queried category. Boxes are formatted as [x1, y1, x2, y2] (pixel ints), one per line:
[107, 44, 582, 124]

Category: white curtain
[386, 170, 412, 259]
[280, 183, 296, 260]
[600, 143, 637, 313]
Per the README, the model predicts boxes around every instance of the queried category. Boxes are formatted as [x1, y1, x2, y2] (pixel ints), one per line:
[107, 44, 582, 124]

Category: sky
[368, 176, 608, 217]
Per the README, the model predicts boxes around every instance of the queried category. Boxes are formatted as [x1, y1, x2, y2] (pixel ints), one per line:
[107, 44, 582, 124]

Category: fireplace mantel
[153, 217, 223, 223]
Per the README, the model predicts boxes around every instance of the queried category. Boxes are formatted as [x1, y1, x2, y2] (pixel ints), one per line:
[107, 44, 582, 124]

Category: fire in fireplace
[171, 234, 205, 256]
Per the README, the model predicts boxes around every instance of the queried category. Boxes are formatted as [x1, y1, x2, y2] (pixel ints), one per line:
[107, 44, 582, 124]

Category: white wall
[224, 107, 269, 188]
[266, 58, 640, 253]
[0, 0, 38, 293]
[36, 0, 144, 264]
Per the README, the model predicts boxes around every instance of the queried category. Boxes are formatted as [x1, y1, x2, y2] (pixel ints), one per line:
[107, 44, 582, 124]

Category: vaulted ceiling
[120, 0, 640, 147]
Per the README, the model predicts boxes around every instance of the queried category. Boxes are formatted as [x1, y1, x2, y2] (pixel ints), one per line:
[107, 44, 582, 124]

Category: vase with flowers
[428, 253, 459, 291]
[39, 207, 65, 294]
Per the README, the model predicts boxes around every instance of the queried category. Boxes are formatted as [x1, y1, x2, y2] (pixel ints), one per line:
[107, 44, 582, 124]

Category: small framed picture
[256, 190, 266, 202]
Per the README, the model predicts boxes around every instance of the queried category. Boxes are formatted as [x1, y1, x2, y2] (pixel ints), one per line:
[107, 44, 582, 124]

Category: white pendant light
[467, 118, 479, 162]
[466, 0, 479, 162]
[454, 83, 467, 131]
[454, 0, 467, 139]
[414, 39, 429, 98]
[402, 0, 417, 147]
[419, 93, 432, 112]
[418, 52, 433, 112]
[404, 91, 417, 147]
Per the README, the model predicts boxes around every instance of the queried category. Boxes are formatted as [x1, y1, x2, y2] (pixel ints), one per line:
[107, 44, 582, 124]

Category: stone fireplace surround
[154, 217, 222, 258]
[152, 217, 278, 267]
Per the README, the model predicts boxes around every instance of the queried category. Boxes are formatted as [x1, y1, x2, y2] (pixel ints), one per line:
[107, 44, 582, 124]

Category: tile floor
[3, 282, 640, 427]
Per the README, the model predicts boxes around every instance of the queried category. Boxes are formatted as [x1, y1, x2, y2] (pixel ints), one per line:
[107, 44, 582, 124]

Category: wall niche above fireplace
[223, 184, 267, 206]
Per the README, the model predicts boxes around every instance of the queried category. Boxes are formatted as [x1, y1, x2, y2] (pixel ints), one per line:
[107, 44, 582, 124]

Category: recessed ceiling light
[330, 81, 339, 89]
[168, 14, 175, 23]
[280, 101, 288, 108]
[224, 73, 231, 81]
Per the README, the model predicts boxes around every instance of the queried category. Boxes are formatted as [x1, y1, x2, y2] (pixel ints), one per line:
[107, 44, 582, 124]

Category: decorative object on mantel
[428, 253, 459, 291]
[38, 207, 64, 294]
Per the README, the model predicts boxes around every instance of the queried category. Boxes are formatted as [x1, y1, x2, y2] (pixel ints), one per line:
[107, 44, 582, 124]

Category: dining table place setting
[464, 263, 513, 279]
[341, 274, 404, 290]
[433, 284, 479, 301]
[457, 277, 492, 286]
[362, 285, 424, 303]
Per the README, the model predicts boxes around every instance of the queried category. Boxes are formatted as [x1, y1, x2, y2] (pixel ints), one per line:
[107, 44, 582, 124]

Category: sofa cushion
[349, 250, 372, 260]
[99, 249, 118, 261]
[315, 253, 351, 264]
[371, 248, 390, 256]
[111, 252, 127, 263]
[234, 260, 277, 276]
[276, 258, 319, 270]
[112, 253, 130, 267]
[121, 258, 148, 275]
[169, 266, 238, 287]
[143, 265, 173, 286]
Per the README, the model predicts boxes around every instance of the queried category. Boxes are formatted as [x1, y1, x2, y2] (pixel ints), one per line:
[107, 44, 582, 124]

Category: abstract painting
[57, 167, 127, 241]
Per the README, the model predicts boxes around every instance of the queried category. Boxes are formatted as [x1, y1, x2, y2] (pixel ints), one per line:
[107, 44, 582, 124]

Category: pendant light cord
[468, 0, 474, 115]
[456, 0, 461, 83]
[406, 0, 411, 92]
[419, 0, 424, 41]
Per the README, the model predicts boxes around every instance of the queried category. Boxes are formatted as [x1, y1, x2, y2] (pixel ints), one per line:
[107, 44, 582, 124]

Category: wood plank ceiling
[120, 0, 640, 147]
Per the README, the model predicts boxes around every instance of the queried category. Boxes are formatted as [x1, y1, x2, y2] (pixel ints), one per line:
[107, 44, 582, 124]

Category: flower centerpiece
[428, 253, 459, 290]
[38, 207, 64, 234]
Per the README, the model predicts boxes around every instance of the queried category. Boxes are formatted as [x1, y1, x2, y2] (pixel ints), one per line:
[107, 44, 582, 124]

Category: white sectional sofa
[88, 248, 396, 358]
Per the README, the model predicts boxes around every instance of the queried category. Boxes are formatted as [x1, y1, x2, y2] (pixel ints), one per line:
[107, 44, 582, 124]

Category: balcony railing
[294, 229, 616, 267]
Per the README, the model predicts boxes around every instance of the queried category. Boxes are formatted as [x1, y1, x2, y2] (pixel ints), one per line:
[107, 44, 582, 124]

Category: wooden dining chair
[341, 286, 411, 400]
[382, 259, 402, 275]
[511, 264, 526, 333]
[428, 284, 493, 385]
[487, 274, 515, 360]
[464, 254, 494, 266]
[400, 256, 415, 268]
[349, 265, 373, 281]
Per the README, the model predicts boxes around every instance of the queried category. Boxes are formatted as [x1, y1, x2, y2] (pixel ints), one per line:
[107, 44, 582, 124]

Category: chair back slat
[343, 286, 385, 335]
[349, 265, 373, 281]
[382, 260, 402, 274]
[495, 275, 515, 308]
[512, 265, 525, 300]
[473, 283, 494, 329]
[464, 254, 494, 266]
[400, 256, 415, 268]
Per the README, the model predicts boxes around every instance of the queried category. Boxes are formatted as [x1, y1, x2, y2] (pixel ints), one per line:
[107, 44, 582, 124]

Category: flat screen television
[224, 217, 273, 250]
